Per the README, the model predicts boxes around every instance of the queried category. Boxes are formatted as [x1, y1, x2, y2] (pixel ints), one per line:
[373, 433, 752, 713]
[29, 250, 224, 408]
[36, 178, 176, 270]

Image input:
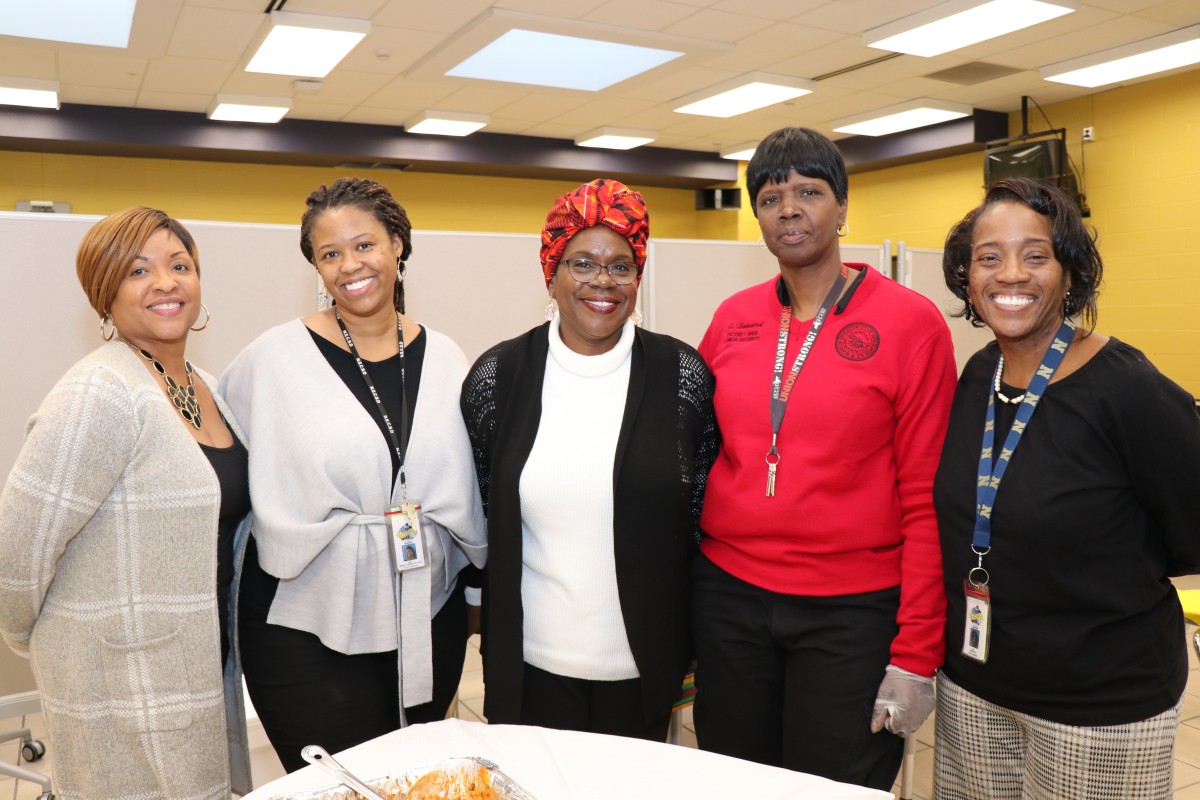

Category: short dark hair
[942, 177, 1102, 330]
[746, 127, 848, 215]
[300, 177, 413, 313]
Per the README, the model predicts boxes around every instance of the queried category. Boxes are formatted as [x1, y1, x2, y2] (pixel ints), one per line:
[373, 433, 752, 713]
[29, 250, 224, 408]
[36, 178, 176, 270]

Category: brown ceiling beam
[0, 103, 738, 190]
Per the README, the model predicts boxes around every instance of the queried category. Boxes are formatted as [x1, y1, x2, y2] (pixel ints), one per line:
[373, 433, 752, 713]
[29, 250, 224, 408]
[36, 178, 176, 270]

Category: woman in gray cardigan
[0, 207, 251, 799]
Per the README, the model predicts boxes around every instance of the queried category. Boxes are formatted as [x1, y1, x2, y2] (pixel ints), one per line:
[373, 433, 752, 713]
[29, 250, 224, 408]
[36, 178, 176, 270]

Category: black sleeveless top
[199, 435, 250, 667]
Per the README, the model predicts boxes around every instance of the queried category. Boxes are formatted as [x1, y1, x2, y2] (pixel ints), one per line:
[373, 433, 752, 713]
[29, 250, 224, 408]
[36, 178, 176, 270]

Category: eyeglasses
[561, 258, 642, 286]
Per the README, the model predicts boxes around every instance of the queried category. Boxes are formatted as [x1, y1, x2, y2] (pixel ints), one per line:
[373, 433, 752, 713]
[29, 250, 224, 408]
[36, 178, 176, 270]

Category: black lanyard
[762, 269, 848, 497]
[969, 318, 1074, 585]
[335, 310, 409, 495]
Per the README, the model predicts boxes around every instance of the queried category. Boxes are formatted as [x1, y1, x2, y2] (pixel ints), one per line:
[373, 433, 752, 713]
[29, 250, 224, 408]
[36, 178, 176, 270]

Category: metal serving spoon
[300, 744, 387, 800]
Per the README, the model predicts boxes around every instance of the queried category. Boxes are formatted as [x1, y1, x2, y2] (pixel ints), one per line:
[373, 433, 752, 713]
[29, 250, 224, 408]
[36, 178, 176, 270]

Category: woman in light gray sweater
[221, 177, 486, 772]
[0, 207, 251, 799]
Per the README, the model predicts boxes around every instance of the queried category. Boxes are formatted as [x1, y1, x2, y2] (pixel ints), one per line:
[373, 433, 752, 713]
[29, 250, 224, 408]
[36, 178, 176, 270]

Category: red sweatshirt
[698, 267, 956, 677]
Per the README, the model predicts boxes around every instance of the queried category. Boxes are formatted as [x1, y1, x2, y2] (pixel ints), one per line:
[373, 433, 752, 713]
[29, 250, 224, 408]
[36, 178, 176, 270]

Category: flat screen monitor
[984, 138, 1065, 187]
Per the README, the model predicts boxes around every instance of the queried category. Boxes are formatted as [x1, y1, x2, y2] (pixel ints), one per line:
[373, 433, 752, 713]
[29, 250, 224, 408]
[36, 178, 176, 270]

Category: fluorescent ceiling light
[832, 98, 972, 136]
[674, 72, 815, 118]
[575, 127, 656, 150]
[1042, 24, 1200, 88]
[0, 78, 59, 110]
[405, 110, 489, 136]
[245, 11, 370, 78]
[208, 95, 291, 123]
[446, 29, 683, 91]
[0, 0, 135, 47]
[720, 142, 758, 161]
[865, 0, 1075, 57]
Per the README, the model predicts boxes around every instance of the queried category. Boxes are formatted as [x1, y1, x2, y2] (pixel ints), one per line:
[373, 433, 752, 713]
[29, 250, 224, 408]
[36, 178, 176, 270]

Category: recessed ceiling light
[207, 95, 291, 124]
[446, 29, 683, 91]
[674, 73, 816, 118]
[405, 110, 489, 136]
[1042, 24, 1200, 88]
[720, 142, 758, 161]
[0, 0, 135, 47]
[245, 11, 370, 78]
[0, 78, 59, 110]
[832, 99, 972, 136]
[575, 127, 656, 150]
[865, 0, 1075, 58]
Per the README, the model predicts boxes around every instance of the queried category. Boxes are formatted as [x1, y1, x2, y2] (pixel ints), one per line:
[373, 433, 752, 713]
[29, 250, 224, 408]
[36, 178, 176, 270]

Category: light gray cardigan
[220, 319, 487, 707]
[0, 340, 251, 799]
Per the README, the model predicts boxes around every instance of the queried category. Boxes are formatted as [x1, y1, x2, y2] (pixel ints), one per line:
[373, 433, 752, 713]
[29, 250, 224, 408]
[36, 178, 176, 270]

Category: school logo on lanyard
[835, 323, 879, 361]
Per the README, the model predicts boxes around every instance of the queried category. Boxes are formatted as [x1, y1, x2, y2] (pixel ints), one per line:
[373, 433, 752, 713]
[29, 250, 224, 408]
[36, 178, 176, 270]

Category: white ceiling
[1, 0, 1197, 154]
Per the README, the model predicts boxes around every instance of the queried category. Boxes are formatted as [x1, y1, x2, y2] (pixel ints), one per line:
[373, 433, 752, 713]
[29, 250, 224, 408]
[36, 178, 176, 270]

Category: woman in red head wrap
[461, 178, 717, 740]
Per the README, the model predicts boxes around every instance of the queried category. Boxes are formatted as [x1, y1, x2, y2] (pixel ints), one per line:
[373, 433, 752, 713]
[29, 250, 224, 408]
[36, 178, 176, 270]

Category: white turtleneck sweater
[519, 317, 639, 680]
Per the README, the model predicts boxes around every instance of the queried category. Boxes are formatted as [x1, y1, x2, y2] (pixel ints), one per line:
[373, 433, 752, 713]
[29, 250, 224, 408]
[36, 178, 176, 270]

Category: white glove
[870, 665, 934, 737]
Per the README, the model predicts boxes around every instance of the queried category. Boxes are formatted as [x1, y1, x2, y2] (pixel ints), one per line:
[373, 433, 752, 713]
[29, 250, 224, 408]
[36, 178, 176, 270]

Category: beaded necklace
[120, 338, 203, 429]
[992, 353, 1026, 405]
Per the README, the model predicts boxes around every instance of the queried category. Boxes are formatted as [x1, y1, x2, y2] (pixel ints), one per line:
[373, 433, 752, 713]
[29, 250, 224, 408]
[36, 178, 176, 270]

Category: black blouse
[199, 435, 250, 667]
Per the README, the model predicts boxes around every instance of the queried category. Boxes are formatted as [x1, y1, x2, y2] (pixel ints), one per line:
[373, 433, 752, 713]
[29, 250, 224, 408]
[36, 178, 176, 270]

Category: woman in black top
[933, 178, 1200, 799]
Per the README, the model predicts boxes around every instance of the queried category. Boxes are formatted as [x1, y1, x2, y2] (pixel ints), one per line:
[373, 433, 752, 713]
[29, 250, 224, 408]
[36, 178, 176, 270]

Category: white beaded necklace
[992, 354, 1026, 405]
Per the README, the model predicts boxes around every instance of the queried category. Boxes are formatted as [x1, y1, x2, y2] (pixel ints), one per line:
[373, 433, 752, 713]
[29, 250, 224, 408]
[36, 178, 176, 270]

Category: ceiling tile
[336, 26, 447, 74]
[135, 89, 212, 113]
[433, 84, 534, 114]
[58, 52, 148, 90]
[0, 44, 56, 77]
[488, 0, 608, 19]
[168, 6, 262, 60]
[289, 100, 358, 121]
[583, 0, 698, 31]
[547, 96, 661, 125]
[370, 1, 498, 33]
[142, 56, 233, 94]
[663, 8, 775, 42]
[362, 75, 460, 109]
[984, 17, 1176, 69]
[699, 20, 844, 73]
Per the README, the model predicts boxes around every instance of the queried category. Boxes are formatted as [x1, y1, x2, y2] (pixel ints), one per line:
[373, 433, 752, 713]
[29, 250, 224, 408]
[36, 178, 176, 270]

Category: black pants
[519, 663, 671, 742]
[691, 553, 904, 792]
[239, 536, 469, 773]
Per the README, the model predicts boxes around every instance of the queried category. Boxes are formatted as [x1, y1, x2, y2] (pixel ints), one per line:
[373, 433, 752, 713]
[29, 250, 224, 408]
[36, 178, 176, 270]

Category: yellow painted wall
[729, 70, 1200, 392]
[0, 150, 738, 240]
[3, 69, 1196, 389]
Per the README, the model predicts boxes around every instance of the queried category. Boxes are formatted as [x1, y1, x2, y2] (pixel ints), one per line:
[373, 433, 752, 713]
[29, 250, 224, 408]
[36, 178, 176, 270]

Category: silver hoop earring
[756, 236, 767, 250]
[190, 303, 211, 332]
[545, 297, 559, 321]
[836, 222, 849, 237]
[100, 313, 116, 341]
[397, 258, 407, 284]
[631, 307, 643, 326]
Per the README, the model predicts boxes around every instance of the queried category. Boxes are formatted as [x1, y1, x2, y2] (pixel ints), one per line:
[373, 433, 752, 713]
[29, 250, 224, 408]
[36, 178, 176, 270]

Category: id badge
[386, 502, 428, 573]
[961, 580, 992, 663]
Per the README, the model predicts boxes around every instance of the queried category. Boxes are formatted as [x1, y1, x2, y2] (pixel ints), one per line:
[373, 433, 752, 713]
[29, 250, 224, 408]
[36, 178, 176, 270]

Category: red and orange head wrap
[539, 178, 649, 286]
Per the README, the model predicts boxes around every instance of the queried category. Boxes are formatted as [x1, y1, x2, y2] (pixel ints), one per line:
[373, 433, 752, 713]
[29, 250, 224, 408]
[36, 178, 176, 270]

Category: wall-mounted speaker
[695, 188, 742, 211]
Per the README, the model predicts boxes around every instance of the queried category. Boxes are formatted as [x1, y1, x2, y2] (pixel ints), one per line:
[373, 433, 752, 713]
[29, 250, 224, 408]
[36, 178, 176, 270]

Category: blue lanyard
[972, 319, 1075, 563]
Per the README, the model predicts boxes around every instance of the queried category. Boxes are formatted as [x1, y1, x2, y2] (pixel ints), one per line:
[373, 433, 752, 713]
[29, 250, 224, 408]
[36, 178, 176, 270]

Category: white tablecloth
[243, 718, 892, 800]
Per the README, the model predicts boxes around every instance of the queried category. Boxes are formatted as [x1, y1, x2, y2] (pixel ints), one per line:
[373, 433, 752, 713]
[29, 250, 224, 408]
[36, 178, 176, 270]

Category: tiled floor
[5, 576, 1200, 799]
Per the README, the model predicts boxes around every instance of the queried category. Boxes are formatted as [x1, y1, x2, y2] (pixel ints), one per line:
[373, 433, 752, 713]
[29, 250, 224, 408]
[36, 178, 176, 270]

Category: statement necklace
[992, 354, 1026, 405]
[120, 338, 203, 429]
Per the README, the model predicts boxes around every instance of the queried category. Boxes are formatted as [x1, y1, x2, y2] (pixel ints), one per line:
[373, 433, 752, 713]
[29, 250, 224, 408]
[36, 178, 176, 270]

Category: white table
[243, 718, 892, 799]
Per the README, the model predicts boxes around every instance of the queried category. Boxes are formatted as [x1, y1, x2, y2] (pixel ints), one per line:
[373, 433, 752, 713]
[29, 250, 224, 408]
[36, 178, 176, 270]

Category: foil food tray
[270, 756, 537, 800]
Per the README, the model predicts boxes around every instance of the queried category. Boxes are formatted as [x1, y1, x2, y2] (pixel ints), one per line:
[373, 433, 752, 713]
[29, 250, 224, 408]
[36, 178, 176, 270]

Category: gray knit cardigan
[0, 340, 252, 799]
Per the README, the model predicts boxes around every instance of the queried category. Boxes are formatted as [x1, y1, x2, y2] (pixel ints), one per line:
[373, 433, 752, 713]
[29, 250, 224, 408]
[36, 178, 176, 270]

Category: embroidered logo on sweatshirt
[835, 323, 879, 361]
[724, 321, 763, 343]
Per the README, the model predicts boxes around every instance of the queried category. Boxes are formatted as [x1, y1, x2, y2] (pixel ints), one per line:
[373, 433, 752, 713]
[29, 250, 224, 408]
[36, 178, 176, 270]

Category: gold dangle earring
[100, 312, 116, 341]
[190, 304, 211, 332]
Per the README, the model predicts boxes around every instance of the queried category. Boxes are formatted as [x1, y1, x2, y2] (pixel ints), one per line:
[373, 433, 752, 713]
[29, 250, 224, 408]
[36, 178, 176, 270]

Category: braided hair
[300, 177, 413, 313]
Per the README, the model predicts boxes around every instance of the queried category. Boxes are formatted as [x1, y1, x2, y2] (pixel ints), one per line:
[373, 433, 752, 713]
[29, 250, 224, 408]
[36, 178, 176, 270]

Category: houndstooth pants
[934, 671, 1182, 800]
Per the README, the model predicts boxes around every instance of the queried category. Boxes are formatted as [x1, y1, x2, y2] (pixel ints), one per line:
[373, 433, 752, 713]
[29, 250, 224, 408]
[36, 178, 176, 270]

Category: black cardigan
[460, 323, 717, 725]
